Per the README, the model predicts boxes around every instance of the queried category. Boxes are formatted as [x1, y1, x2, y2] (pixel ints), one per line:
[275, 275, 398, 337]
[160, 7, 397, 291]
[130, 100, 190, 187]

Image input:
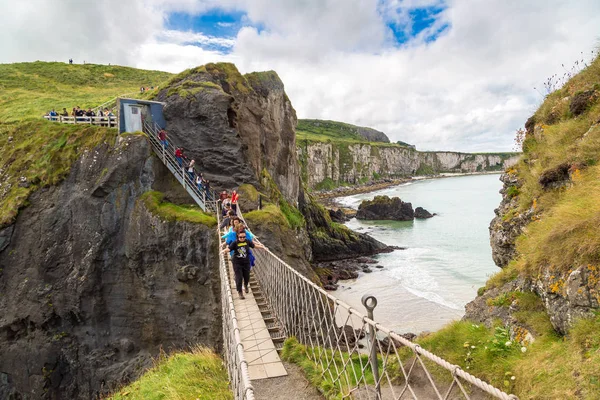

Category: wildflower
[471, 345, 475, 349]
[521, 347, 527, 353]
[511, 376, 516, 381]
[505, 341, 512, 346]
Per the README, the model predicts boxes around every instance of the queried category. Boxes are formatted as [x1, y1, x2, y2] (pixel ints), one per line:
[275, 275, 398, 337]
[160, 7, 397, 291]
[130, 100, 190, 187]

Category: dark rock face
[0, 137, 220, 399]
[356, 195, 414, 221]
[524, 116, 536, 135]
[538, 162, 570, 190]
[570, 90, 597, 116]
[328, 208, 346, 223]
[414, 207, 433, 219]
[155, 64, 300, 205]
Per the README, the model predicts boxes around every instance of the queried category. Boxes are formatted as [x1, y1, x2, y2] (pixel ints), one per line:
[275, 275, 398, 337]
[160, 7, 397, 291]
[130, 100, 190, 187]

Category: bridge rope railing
[217, 210, 255, 400]
[236, 207, 518, 400]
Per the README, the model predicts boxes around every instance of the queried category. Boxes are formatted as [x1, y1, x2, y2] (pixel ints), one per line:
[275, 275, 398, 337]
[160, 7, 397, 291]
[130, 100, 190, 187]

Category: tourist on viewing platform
[157, 129, 167, 148]
[60, 108, 69, 117]
[175, 147, 184, 167]
[85, 108, 95, 117]
[223, 227, 265, 299]
[230, 189, 239, 214]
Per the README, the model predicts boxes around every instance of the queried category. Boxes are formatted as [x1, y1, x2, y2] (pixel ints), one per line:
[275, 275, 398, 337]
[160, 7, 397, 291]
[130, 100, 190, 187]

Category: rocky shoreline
[316, 171, 503, 203]
[314, 251, 404, 290]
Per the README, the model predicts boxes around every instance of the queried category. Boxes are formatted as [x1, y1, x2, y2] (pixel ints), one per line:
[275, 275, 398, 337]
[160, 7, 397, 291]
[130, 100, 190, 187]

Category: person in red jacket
[158, 129, 167, 148]
[230, 189, 239, 214]
[175, 147, 184, 167]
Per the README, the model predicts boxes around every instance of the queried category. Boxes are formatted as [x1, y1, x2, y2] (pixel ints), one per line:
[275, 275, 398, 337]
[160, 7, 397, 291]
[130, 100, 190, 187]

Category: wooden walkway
[226, 257, 287, 380]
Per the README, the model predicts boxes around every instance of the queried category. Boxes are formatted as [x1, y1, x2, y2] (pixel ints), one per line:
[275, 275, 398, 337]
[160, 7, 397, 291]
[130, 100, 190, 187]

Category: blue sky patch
[387, 4, 449, 45]
[166, 9, 245, 37]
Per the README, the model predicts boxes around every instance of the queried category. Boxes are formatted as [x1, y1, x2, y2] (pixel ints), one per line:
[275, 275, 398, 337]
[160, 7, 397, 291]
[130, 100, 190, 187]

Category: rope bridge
[140, 123, 518, 400]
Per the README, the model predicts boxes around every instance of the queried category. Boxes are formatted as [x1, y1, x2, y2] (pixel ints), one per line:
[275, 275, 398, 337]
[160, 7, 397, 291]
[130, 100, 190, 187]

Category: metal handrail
[143, 121, 218, 212]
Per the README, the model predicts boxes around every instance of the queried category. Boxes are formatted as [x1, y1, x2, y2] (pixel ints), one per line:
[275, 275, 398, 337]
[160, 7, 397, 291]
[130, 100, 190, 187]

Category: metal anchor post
[362, 294, 381, 399]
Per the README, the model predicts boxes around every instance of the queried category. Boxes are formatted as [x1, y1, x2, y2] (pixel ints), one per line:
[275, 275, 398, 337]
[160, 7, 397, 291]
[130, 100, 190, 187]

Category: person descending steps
[223, 226, 265, 299]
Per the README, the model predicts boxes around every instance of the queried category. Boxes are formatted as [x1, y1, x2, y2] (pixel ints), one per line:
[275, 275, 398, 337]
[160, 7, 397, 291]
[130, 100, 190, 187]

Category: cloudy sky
[2, 0, 599, 152]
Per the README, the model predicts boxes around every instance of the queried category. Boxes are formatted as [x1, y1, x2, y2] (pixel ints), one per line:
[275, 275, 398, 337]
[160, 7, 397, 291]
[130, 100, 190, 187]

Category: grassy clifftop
[297, 119, 409, 146]
[0, 61, 172, 122]
[0, 62, 173, 227]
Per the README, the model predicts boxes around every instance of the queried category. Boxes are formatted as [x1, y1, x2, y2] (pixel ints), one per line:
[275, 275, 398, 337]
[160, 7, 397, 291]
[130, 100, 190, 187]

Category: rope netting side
[236, 207, 518, 400]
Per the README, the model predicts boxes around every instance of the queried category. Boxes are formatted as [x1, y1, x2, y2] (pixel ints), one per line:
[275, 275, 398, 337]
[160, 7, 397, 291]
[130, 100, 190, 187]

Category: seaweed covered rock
[356, 195, 414, 221]
[299, 191, 390, 262]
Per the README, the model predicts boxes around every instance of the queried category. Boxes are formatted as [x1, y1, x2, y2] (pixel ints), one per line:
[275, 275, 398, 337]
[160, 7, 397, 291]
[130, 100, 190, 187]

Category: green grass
[411, 309, 600, 399]
[296, 119, 406, 147]
[141, 191, 217, 227]
[243, 204, 289, 228]
[107, 346, 232, 400]
[0, 61, 172, 122]
[236, 183, 260, 203]
[0, 120, 117, 227]
[281, 337, 378, 399]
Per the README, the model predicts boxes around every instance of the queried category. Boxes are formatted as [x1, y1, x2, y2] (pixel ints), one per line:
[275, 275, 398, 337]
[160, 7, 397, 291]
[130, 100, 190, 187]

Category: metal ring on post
[361, 294, 378, 311]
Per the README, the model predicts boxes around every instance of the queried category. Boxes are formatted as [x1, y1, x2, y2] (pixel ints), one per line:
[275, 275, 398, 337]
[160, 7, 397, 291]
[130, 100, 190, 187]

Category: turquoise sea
[335, 174, 504, 333]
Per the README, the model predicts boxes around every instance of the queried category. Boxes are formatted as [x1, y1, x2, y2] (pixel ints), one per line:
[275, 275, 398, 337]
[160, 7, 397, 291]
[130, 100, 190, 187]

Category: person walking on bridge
[224, 227, 265, 299]
[230, 189, 239, 214]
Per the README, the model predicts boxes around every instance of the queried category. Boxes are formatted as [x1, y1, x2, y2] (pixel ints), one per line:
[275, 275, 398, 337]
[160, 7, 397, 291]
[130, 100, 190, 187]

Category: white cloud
[1, 0, 599, 151]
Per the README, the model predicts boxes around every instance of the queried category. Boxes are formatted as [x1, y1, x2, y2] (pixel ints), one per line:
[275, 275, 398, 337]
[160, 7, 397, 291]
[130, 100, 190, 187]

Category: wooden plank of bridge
[226, 257, 287, 380]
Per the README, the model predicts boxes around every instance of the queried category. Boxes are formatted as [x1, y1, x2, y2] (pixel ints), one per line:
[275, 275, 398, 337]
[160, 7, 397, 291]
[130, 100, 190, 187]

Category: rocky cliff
[0, 135, 221, 399]
[154, 64, 299, 205]
[466, 55, 600, 339]
[298, 141, 520, 189]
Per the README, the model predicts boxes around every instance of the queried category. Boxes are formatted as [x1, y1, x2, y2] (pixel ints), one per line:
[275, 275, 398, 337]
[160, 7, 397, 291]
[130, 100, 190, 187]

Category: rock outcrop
[414, 207, 434, 219]
[155, 64, 300, 205]
[488, 172, 532, 268]
[0, 136, 220, 399]
[298, 141, 520, 189]
[356, 195, 415, 221]
[300, 191, 390, 262]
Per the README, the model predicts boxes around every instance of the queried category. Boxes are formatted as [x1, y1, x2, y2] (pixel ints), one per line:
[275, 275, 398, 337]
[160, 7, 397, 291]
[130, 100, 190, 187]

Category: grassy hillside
[107, 346, 232, 400]
[423, 54, 600, 399]
[497, 54, 600, 282]
[297, 119, 410, 147]
[0, 61, 172, 122]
